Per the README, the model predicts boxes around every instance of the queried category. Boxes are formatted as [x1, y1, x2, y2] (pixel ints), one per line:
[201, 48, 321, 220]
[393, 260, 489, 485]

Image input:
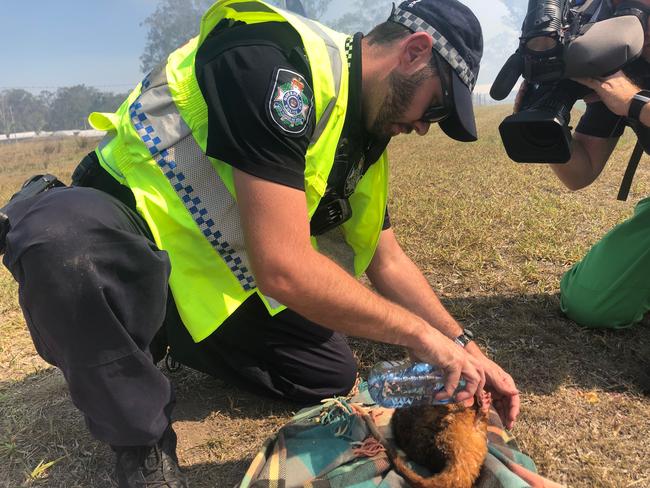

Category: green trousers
[560, 196, 650, 329]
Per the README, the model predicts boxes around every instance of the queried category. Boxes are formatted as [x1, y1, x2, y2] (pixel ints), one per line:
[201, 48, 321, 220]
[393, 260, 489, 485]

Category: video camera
[491, 0, 648, 163]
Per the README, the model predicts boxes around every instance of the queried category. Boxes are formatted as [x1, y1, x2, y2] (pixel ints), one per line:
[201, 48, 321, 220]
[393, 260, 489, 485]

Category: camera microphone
[490, 52, 524, 101]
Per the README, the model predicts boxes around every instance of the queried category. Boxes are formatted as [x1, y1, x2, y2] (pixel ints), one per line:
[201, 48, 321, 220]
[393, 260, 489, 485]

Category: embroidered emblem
[268, 68, 313, 136]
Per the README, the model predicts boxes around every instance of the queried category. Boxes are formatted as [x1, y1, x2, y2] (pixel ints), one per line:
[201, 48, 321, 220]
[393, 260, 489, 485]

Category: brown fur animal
[388, 393, 490, 488]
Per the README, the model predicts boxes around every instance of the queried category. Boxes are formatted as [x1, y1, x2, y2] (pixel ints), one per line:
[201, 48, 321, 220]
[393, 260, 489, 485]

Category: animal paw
[478, 391, 492, 415]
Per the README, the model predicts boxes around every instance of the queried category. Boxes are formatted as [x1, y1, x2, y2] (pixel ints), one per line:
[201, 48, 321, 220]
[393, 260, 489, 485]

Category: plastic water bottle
[367, 359, 467, 408]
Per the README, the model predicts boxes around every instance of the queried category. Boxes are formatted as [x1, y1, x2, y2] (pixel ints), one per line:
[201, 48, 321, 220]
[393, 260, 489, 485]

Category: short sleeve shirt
[575, 101, 626, 138]
[195, 22, 391, 229]
[196, 21, 315, 190]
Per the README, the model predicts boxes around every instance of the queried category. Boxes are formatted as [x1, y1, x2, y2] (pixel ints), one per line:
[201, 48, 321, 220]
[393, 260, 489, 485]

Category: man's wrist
[627, 89, 650, 125]
[465, 339, 482, 355]
[453, 328, 474, 348]
[406, 318, 436, 350]
[465, 341, 490, 365]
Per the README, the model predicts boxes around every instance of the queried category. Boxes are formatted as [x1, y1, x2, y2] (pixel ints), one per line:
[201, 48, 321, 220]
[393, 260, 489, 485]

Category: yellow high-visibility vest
[89, 0, 389, 342]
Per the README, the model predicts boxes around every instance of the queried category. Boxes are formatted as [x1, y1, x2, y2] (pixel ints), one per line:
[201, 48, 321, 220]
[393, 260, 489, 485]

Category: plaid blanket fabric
[239, 383, 558, 488]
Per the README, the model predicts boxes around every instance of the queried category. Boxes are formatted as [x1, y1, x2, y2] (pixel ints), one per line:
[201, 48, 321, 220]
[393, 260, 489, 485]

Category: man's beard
[369, 67, 433, 139]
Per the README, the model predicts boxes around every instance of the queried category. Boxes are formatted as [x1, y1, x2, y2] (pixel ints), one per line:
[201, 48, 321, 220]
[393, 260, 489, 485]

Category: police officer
[2, 0, 519, 486]
[528, 0, 650, 329]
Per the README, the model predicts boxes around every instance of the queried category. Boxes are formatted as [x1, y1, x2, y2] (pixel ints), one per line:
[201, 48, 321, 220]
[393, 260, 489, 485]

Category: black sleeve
[575, 101, 626, 139]
[196, 42, 315, 190]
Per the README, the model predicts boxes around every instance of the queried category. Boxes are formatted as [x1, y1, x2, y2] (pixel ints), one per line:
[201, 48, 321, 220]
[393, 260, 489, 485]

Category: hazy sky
[0, 0, 158, 92]
[0, 0, 517, 92]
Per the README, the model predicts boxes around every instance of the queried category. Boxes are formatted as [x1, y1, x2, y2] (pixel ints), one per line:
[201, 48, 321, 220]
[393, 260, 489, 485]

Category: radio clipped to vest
[0, 174, 66, 255]
[310, 197, 352, 235]
[309, 129, 382, 236]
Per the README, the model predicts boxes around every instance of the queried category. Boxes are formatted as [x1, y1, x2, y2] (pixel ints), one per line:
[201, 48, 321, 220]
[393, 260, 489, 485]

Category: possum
[389, 393, 490, 488]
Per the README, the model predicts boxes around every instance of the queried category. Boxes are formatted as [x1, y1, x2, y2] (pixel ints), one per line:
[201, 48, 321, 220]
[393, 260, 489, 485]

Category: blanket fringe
[352, 435, 387, 458]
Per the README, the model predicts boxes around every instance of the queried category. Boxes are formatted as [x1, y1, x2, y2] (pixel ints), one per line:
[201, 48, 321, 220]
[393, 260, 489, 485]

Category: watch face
[455, 330, 473, 347]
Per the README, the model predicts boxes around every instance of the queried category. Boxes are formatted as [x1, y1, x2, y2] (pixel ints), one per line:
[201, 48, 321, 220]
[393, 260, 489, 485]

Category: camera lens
[499, 111, 573, 163]
[520, 121, 560, 148]
[526, 35, 558, 53]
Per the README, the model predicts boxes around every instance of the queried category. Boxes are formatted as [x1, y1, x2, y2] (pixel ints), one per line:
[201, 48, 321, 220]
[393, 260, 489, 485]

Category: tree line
[1, 0, 339, 136]
[4, 0, 523, 135]
[0, 86, 126, 136]
[2, 0, 329, 136]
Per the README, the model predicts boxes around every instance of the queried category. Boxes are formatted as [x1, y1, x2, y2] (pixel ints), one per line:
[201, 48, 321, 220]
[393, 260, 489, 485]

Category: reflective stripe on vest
[90, 0, 388, 342]
[130, 65, 257, 292]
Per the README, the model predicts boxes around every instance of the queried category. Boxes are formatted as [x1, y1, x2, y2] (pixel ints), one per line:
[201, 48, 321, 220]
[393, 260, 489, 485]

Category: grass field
[1, 106, 649, 487]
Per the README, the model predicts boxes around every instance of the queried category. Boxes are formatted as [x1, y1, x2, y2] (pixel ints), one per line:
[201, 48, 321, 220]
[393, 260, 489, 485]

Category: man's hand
[467, 347, 520, 429]
[484, 359, 520, 429]
[417, 338, 519, 428]
[366, 229, 517, 423]
[573, 71, 640, 117]
[409, 334, 486, 404]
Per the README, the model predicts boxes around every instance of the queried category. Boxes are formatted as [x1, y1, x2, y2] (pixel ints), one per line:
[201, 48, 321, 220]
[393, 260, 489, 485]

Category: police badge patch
[267, 67, 313, 136]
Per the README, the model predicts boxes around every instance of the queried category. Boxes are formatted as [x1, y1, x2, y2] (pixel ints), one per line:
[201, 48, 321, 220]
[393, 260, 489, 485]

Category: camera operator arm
[560, 71, 650, 197]
[549, 131, 619, 190]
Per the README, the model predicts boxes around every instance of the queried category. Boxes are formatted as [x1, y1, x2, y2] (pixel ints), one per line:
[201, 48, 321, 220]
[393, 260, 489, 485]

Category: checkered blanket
[239, 384, 559, 488]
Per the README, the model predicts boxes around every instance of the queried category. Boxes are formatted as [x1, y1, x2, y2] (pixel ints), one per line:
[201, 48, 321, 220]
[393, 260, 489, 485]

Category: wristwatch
[627, 90, 650, 123]
[454, 328, 474, 348]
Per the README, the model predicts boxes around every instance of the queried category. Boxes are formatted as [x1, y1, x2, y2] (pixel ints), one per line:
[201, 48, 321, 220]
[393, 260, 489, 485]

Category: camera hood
[499, 110, 573, 163]
[563, 15, 644, 78]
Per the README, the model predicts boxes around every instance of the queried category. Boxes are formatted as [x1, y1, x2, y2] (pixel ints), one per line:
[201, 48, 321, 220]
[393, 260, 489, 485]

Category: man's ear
[397, 32, 433, 75]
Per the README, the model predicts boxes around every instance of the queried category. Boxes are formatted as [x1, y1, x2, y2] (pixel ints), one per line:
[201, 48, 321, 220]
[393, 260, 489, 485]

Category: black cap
[389, 0, 483, 141]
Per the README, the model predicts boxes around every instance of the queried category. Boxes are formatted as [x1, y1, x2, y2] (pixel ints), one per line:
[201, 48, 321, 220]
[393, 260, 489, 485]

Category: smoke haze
[322, 0, 523, 90]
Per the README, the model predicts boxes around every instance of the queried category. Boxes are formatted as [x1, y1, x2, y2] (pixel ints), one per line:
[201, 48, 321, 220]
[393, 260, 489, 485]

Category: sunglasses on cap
[420, 52, 453, 124]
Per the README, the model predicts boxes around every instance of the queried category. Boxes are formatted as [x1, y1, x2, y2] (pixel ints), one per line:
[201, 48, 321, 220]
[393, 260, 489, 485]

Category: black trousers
[2, 186, 356, 447]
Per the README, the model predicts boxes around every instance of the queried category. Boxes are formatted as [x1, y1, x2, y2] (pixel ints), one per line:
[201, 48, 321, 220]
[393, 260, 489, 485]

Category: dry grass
[1, 109, 649, 487]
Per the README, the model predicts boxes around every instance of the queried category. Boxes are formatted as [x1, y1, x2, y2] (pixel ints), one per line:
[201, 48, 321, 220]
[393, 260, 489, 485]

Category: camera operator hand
[573, 71, 644, 121]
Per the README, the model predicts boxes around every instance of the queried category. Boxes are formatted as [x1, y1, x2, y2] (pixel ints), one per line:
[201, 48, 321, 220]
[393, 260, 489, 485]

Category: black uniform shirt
[196, 21, 315, 190]
[195, 22, 391, 229]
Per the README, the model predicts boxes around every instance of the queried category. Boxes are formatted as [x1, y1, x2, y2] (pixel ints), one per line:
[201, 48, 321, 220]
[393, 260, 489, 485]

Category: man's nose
[413, 120, 431, 136]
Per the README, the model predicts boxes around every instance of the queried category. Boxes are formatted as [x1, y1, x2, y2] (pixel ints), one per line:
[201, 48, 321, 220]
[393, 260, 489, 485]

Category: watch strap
[628, 90, 650, 123]
[454, 329, 474, 348]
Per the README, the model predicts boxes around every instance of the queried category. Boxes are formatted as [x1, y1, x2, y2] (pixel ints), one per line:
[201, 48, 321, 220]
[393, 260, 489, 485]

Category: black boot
[113, 425, 188, 488]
